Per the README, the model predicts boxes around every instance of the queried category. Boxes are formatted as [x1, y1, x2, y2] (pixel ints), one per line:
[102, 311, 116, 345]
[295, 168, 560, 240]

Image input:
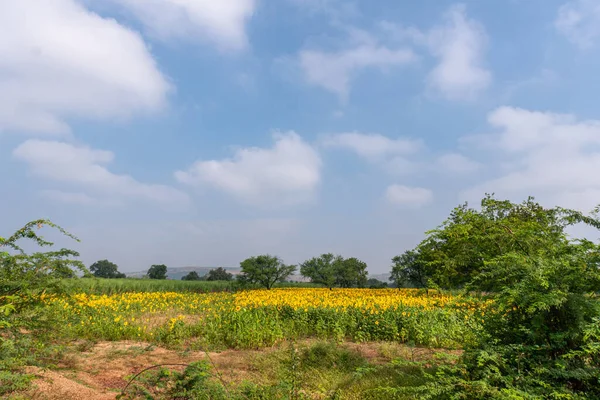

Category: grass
[59, 278, 320, 295]
[13, 338, 449, 400]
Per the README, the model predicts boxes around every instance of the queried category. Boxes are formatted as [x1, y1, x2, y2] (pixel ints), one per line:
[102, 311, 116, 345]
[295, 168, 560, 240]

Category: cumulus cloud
[40, 190, 101, 206]
[297, 35, 416, 100]
[323, 132, 422, 175]
[463, 106, 600, 211]
[435, 153, 481, 174]
[555, 0, 600, 49]
[0, 0, 170, 136]
[175, 132, 322, 205]
[103, 0, 256, 51]
[13, 140, 189, 207]
[385, 185, 433, 207]
[426, 4, 491, 100]
[322, 132, 421, 159]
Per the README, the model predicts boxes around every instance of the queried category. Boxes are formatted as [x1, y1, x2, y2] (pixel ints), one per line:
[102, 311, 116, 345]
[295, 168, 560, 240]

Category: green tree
[366, 278, 388, 288]
[389, 250, 428, 288]
[299, 253, 342, 289]
[401, 195, 600, 398]
[181, 271, 201, 281]
[239, 255, 296, 289]
[89, 259, 126, 279]
[335, 257, 368, 288]
[205, 267, 233, 281]
[147, 264, 168, 280]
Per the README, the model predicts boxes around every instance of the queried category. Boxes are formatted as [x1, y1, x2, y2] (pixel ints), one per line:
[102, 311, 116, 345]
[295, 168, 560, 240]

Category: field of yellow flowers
[42, 288, 487, 349]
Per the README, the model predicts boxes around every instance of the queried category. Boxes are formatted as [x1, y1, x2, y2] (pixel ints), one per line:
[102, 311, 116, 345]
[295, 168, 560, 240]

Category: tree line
[86, 253, 384, 289]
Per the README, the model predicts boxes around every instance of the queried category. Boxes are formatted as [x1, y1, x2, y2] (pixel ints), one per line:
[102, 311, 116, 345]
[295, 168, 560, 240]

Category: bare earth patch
[22, 340, 460, 399]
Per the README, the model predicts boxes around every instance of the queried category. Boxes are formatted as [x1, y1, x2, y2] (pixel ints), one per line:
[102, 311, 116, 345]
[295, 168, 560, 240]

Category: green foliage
[58, 277, 316, 294]
[300, 253, 341, 289]
[1, 220, 86, 296]
[120, 361, 228, 399]
[89, 259, 126, 279]
[299, 342, 367, 372]
[0, 219, 86, 396]
[392, 195, 600, 398]
[390, 250, 428, 288]
[300, 254, 369, 289]
[1, 219, 86, 329]
[206, 267, 234, 281]
[239, 255, 296, 289]
[181, 271, 202, 281]
[335, 257, 368, 288]
[147, 264, 168, 280]
[60, 277, 237, 294]
[366, 278, 388, 289]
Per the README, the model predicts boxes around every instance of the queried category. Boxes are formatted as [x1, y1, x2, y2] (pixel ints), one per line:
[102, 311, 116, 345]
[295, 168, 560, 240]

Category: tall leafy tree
[239, 255, 296, 289]
[89, 259, 125, 279]
[335, 257, 368, 288]
[147, 264, 168, 280]
[205, 267, 233, 281]
[398, 195, 600, 398]
[300, 253, 342, 289]
[389, 250, 428, 288]
[415, 194, 600, 289]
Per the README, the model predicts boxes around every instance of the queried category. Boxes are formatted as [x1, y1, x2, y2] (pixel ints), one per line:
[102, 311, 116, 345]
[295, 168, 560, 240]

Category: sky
[2, 0, 600, 274]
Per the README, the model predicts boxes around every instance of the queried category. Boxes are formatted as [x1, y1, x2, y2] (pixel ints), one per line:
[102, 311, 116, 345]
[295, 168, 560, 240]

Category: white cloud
[435, 153, 480, 174]
[298, 37, 416, 100]
[13, 140, 189, 207]
[323, 132, 422, 176]
[103, 0, 256, 51]
[556, 0, 600, 49]
[463, 106, 600, 211]
[426, 4, 491, 100]
[0, 0, 170, 136]
[322, 132, 421, 159]
[175, 132, 322, 205]
[40, 190, 101, 206]
[385, 185, 433, 207]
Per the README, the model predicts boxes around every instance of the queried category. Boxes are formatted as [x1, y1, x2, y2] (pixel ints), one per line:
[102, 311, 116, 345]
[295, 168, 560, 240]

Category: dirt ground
[22, 340, 458, 400]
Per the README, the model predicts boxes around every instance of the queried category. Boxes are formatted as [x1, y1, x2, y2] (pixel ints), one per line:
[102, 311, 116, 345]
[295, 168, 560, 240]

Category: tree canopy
[89, 259, 125, 279]
[181, 271, 201, 281]
[335, 257, 368, 288]
[300, 253, 368, 288]
[390, 194, 600, 397]
[205, 267, 233, 281]
[299, 253, 341, 289]
[147, 264, 168, 280]
[239, 255, 296, 289]
[389, 250, 428, 288]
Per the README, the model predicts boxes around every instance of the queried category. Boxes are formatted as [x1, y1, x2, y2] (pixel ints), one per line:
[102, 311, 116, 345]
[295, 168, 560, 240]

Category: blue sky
[2, 0, 600, 274]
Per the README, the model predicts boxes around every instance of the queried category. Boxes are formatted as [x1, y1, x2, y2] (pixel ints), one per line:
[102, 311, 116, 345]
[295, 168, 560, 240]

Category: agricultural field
[41, 288, 485, 348]
[3, 288, 485, 399]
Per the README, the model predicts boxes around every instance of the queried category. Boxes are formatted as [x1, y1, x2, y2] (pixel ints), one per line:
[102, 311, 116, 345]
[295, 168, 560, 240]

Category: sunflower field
[41, 288, 488, 349]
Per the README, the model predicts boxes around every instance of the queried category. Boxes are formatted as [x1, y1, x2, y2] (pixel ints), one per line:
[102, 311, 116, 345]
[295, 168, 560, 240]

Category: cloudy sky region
[2, 0, 600, 273]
